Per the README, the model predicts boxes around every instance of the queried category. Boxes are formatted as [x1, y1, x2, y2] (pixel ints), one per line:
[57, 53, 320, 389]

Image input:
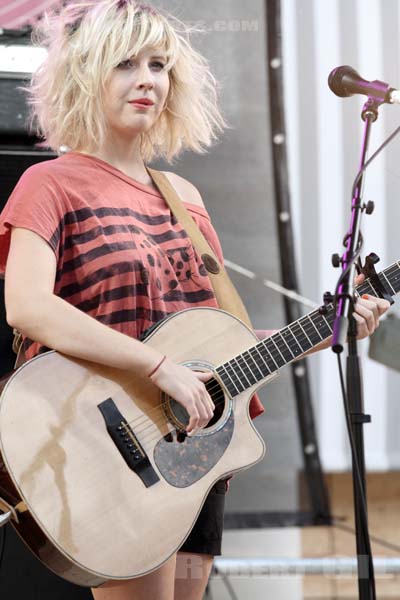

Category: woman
[0, 1, 389, 599]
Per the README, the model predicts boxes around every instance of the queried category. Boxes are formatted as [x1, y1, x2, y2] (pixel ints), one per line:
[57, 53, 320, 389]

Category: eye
[116, 58, 167, 71]
[116, 58, 135, 69]
[151, 61, 166, 71]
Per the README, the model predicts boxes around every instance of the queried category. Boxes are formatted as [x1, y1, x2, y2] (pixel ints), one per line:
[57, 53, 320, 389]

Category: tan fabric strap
[147, 168, 252, 328]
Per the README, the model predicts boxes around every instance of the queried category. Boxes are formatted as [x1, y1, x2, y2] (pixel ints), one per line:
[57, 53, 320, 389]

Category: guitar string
[119, 348, 270, 432]
[121, 352, 273, 435]
[122, 386, 227, 440]
[115, 375, 226, 433]
[121, 327, 315, 435]
[124, 385, 229, 442]
[122, 323, 319, 433]
[119, 392, 225, 453]
[108, 276, 385, 443]
[115, 304, 340, 435]
[128, 329, 330, 442]
[138, 393, 226, 449]
[132, 322, 335, 446]
[130, 390, 227, 450]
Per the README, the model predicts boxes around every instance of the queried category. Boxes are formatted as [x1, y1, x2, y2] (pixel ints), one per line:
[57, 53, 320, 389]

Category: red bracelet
[147, 355, 167, 378]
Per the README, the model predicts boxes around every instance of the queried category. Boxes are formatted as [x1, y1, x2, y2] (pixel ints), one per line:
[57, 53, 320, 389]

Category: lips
[130, 98, 154, 105]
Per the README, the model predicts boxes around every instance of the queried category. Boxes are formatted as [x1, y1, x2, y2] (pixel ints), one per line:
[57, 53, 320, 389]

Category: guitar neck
[216, 261, 400, 397]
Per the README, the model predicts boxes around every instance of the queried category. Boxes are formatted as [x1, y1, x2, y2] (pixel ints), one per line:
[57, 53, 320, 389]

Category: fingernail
[362, 294, 369, 299]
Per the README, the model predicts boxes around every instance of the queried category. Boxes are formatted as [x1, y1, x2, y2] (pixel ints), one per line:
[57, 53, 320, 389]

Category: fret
[224, 361, 246, 393]
[215, 366, 238, 397]
[364, 279, 379, 297]
[264, 337, 285, 368]
[301, 314, 323, 343]
[249, 347, 272, 377]
[356, 281, 370, 296]
[290, 321, 312, 351]
[243, 349, 268, 378]
[216, 260, 400, 399]
[234, 356, 258, 386]
[273, 332, 295, 362]
[219, 364, 242, 395]
[379, 271, 395, 295]
[323, 312, 332, 329]
[309, 312, 331, 339]
[311, 312, 332, 339]
[281, 327, 303, 358]
[270, 335, 288, 362]
[251, 345, 277, 374]
[325, 305, 336, 329]
[229, 356, 252, 389]
[386, 264, 400, 293]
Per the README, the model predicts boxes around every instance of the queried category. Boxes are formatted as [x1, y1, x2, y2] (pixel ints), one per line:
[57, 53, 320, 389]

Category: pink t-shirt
[0, 152, 264, 419]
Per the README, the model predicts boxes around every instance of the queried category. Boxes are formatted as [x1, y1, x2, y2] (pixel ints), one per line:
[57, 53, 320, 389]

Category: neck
[79, 134, 153, 186]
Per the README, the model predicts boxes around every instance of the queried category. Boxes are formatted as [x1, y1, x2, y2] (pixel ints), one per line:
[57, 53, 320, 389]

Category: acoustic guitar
[0, 261, 398, 587]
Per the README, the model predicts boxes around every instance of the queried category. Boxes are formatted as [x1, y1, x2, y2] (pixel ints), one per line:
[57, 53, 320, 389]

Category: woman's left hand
[353, 273, 391, 339]
[255, 273, 391, 355]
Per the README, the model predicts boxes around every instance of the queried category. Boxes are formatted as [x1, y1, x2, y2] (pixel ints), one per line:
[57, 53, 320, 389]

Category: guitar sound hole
[162, 377, 226, 433]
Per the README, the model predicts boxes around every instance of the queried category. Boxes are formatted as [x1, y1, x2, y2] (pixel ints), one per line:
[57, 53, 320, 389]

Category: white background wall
[282, 0, 400, 471]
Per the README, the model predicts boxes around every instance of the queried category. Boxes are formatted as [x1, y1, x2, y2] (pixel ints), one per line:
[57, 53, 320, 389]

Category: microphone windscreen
[328, 65, 360, 98]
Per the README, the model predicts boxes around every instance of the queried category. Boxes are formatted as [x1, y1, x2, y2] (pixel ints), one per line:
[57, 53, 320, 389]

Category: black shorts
[178, 479, 227, 556]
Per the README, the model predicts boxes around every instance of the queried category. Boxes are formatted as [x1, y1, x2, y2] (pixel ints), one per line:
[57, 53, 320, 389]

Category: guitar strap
[10, 169, 252, 372]
[147, 168, 252, 328]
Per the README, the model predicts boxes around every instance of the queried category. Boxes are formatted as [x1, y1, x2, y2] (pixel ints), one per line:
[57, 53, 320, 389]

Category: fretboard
[216, 261, 400, 397]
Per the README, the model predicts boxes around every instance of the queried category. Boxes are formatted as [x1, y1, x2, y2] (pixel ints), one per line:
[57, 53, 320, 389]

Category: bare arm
[5, 228, 166, 372]
[5, 227, 214, 435]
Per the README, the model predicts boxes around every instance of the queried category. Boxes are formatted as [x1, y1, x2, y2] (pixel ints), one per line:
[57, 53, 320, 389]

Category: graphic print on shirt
[24, 205, 215, 358]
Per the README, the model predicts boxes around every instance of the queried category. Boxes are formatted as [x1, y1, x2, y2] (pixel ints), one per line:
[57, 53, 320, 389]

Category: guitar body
[0, 308, 271, 586]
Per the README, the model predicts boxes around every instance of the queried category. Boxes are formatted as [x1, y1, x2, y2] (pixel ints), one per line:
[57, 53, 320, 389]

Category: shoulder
[17, 156, 67, 189]
[162, 171, 205, 208]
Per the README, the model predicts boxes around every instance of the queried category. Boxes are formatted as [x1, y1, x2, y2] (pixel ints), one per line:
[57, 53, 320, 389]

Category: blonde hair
[28, 0, 228, 163]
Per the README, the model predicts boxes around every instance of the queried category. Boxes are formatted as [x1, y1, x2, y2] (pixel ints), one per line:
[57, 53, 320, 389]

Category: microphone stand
[330, 95, 383, 600]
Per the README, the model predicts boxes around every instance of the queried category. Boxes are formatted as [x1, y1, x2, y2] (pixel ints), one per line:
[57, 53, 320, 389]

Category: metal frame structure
[264, 0, 331, 526]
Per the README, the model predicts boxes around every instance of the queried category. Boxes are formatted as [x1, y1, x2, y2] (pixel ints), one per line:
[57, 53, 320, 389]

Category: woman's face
[102, 46, 170, 140]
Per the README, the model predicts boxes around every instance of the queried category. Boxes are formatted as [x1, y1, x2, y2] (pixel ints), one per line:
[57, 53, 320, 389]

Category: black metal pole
[265, 0, 331, 524]
[347, 319, 373, 599]
[332, 99, 381, 600]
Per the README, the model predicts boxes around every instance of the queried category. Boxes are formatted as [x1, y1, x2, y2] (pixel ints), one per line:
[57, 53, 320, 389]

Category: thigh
[174, 553, 214, 600]
[91, 553, 176, 600]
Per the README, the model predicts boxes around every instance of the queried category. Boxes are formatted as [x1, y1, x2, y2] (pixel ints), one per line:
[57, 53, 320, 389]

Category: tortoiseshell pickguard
[153, 410, 234, 487]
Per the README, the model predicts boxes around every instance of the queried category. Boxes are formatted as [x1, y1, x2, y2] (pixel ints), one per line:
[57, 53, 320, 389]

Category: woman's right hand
[149, 357, 215, 436]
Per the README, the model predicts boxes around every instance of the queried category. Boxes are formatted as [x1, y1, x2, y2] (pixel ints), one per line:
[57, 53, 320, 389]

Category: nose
[136, 63, 154, 90]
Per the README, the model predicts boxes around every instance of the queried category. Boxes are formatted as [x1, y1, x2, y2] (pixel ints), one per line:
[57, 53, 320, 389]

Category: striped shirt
[0, 152, 264, 419]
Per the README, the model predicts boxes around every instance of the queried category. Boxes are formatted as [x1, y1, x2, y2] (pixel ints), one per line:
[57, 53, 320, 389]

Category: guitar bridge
[98, 398, 159, 488]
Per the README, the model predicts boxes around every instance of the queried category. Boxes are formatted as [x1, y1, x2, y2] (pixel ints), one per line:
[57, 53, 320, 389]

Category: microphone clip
[361, 96, 384, 122]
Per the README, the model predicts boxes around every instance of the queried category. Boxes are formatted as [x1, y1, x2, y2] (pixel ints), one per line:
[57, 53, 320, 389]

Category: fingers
[186, 391, 215, 435]
[150, 361, 216, 436]
[354, 297, 379, 333]
[188, 393, 215, 434]
[195, 370, 214, 382]
[354, 294, 391, 339]
[185, 371, 215, 436]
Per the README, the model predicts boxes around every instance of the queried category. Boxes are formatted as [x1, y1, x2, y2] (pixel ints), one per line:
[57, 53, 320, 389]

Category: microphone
[328, 65, 400, 105]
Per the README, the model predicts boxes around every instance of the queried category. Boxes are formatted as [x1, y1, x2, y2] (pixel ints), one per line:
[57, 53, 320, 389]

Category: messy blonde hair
[28, 0, 228, 163]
